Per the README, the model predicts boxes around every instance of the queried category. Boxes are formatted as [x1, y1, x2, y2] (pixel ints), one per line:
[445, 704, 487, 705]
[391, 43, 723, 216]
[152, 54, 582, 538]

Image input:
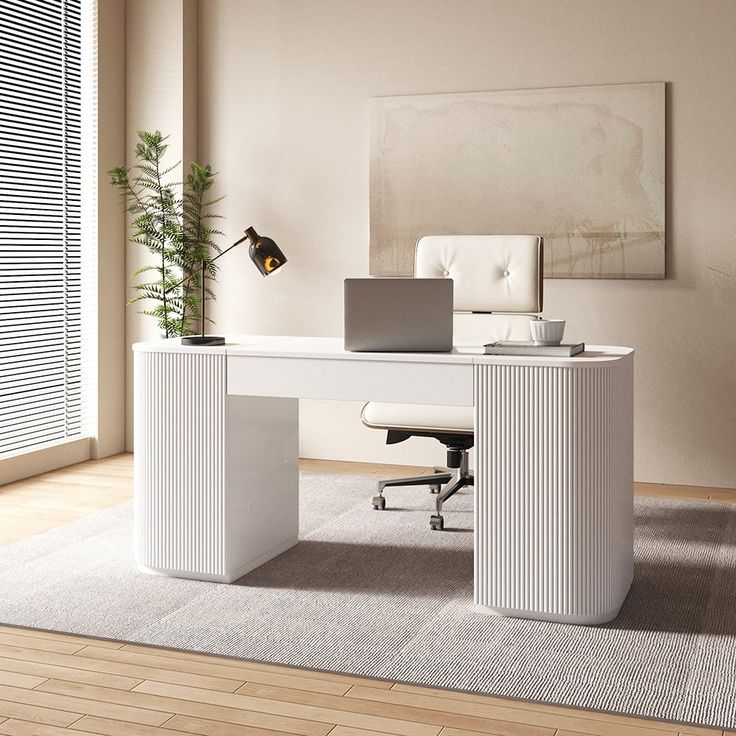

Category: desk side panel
[474, 359, 634, 623]
[134, 350, 227, 577]
[225, 395, 299, 576]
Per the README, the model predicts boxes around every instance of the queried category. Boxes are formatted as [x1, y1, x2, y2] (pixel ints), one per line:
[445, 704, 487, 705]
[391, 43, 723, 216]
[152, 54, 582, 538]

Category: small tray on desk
[484, 341, 585, 357]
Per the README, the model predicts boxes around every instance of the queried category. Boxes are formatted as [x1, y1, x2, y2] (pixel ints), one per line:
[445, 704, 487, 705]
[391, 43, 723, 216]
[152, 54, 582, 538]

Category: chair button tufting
[443, 270, 449, 276]
[502, 270, 510, 277]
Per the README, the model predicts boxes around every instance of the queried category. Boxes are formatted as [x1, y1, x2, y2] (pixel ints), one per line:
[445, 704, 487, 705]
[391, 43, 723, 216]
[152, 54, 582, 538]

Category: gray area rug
[1, 472, 736, 730]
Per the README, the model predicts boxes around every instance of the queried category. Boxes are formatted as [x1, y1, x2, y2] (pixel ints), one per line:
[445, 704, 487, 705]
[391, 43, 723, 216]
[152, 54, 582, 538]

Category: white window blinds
[0, 0, 93, 457]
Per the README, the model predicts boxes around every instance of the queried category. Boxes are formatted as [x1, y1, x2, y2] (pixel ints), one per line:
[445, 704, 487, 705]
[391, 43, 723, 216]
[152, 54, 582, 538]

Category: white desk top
[134, 335, 632, 368]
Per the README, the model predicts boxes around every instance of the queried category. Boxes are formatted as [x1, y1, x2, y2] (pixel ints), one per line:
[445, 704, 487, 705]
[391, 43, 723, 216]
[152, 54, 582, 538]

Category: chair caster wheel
[372, 496, 386, 510]
[430, 514, 444, 530]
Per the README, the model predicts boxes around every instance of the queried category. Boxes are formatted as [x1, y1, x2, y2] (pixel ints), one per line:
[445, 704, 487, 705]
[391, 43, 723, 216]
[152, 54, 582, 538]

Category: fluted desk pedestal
[134, 337, 634, 624]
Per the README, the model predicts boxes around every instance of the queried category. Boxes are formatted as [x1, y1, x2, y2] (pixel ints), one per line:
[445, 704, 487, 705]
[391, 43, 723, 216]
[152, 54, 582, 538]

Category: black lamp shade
[246, 226, 287, 276]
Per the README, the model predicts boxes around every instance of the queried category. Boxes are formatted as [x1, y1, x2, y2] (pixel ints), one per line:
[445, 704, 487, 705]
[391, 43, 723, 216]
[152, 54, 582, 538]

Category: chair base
[371, 449, 474, 530]
[429, 469, 474, 530]
[372, 471, 453, 509]
[430, 467, 446, 493]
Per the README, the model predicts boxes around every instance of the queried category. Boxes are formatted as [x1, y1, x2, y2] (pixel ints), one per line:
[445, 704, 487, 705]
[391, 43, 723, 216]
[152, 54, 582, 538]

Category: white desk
[133, 336, 634, 624]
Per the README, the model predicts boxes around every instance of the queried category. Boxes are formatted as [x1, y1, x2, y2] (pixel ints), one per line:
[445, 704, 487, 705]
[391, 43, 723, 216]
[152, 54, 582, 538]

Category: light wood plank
[51, 465, 132, 479]
[235, 682, 553, 736]
[0, 699, 83, 728]
[36, 680, 333, 736]
[1, 492, 116, 504]
[299, 459, 433, 478]
[635, 485, 711, 501]
[344, 686, 679, 736]
[78, 646, 348, 696]
[390, 684, 722, 736]
[330, 727, 425, 736]
[0, 522, 64, 536]
[706, 488, 736, 502]
[0, 636, 83, 657]
[0, 645, 236, 695]
[0, 498, 118, 514]
[0, 683, 172, 728]
[0, 480, 129, 497]
[438, 727, 553, 736]
[31, 475, 132, 491]
[0, 718, 107, 736]
[73, 648, 248, 693]
[0, 654, 141, 691]
[128, 680, 440, 736]
[166, 712, 306, 736]
[338, 727, 532, 736]
[0, 507, 81, 523]
[0, 627, 123, 651]
[633, 481, 736, 504]
[0, 673, 46, 691]
[0, 495, 131, 511]
[299, 459, 379, 475]
[74, 714, 198, 736]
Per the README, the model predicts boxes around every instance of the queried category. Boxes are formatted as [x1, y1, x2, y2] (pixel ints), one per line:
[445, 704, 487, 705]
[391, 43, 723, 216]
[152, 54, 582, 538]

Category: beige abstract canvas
[370, 82, 665, 278]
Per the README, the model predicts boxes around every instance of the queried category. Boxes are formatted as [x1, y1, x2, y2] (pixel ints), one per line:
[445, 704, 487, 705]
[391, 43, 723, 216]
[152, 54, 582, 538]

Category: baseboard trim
[0, 438, 92, 486]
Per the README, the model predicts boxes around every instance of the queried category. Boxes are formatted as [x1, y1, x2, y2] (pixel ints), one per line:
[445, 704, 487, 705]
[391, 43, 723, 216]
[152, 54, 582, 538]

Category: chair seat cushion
[361, 402, 474, 434]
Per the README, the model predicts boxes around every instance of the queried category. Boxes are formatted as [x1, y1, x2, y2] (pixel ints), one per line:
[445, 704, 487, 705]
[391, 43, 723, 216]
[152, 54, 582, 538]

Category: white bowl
[530, 319, 565, 346]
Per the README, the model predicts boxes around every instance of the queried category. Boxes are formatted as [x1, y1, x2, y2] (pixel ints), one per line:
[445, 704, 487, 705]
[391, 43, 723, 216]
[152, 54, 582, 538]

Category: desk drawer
[227, 356, 473, 406]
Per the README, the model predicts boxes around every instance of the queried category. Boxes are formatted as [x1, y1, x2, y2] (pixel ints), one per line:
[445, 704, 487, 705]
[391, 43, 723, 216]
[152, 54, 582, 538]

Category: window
[0, 0, 95, 457]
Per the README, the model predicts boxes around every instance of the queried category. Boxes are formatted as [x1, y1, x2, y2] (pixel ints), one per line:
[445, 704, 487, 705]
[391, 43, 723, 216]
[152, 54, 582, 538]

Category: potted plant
[109, 130, 223, 338]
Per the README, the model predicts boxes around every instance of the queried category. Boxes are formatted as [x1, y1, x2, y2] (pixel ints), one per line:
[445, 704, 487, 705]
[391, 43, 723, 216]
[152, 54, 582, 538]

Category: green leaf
[111, 129, 226, 337]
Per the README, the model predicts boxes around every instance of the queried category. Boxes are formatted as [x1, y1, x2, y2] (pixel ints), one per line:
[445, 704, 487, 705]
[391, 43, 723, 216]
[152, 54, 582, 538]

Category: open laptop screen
[344, 278, 453, 352]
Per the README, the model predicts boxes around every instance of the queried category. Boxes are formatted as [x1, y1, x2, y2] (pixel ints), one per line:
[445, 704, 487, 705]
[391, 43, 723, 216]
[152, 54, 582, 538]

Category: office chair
[361, 234, 544, 530]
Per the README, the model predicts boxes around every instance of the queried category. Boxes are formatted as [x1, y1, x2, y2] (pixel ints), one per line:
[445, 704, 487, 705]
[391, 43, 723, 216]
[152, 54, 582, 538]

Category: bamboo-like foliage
[109, 131, 224, 338]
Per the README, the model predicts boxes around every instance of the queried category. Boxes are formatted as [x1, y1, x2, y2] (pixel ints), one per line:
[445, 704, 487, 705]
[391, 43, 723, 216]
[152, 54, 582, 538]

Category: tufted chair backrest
[415, 235, 544, 344]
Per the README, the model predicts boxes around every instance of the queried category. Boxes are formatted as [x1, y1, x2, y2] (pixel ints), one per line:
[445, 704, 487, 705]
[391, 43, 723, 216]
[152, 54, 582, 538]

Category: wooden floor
[0, 454, 734, 736]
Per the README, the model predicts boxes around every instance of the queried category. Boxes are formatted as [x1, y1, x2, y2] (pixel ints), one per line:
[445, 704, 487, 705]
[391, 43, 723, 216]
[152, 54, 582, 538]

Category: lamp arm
[208, 233, 250, 266]
[165, 233, 251, 342]
[168, 233, 250, 291]
[177, 226, 285, 345]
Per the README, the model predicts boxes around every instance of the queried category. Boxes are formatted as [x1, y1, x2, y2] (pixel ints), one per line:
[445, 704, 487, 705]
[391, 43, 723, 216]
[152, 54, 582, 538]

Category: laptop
[344, 278, 453, 352]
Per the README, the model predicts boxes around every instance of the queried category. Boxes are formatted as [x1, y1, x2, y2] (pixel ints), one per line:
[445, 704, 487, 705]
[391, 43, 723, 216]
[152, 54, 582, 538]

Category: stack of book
[484, 341, 585, 357]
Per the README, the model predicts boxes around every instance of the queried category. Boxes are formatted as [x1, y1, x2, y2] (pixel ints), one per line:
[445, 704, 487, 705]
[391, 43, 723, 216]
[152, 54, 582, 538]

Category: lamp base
[181, 335, 226, 346]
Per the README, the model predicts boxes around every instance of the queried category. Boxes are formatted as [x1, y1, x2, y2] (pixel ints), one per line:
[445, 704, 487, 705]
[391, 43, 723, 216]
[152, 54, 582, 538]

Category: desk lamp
[181, 226, 287, 346]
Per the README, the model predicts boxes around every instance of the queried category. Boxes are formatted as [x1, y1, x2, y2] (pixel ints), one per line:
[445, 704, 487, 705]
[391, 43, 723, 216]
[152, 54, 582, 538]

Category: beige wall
[124, 0, 198, 450]
[95, 0, 127, 459]
[123, 0, 736, 487]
